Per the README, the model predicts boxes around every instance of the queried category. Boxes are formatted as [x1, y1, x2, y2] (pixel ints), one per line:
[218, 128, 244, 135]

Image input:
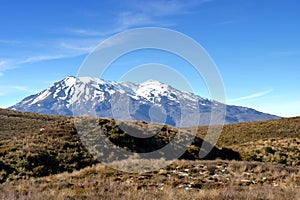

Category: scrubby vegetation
[0, 160, 299, 200]
[0, 108, 299, 199]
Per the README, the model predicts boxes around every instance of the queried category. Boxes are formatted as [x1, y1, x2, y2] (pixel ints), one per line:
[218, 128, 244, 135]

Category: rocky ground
[0, 160, 299, 199]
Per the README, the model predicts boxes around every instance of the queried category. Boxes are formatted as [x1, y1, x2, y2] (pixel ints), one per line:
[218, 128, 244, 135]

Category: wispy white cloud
[0, 55, 71, 77]
[60, 42, 99, 53]
[0, 60, 17, 76]
[8, 86, 29, 91]
[134, 0, 212, 16]
[66, 28, 112, 37]
[68, 0, 212, 37]
[0, 85, 30, 99]
[0, 60, 10, 69]
[41, 0, 214, 64]
[0, 37, 103, 76]
[67, 13, 166, 38]
[63, 0, 213, 55]
[117, 12, 157, 28]
[0, 85, 30, 92]
[228, 89, 273, 102]
[116, 0, 210, 29]
[0, 39, 21, 45]
[67, 28, 103, 37]
[1, 0, 213, 77]
[20, 38, 104, 65]
[19, 55, 67, 64]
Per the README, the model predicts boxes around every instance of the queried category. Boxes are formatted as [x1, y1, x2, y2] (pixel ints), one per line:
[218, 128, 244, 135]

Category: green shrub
[33, 165, 47, 176]
[264, 146, 275, 154]
[0, 146, 17, 156]
[276, 158, 287, 164]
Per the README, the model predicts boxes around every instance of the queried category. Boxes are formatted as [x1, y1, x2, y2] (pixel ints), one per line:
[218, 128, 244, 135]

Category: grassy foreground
[0, 109, 299, 199]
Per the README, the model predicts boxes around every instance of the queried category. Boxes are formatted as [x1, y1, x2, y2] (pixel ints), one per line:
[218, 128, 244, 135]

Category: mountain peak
[139, 79, 169, 90]
[9, 76, 281, 126]
[141, 79, 164, 84]
[78, 76, 100, 84]
[62, 76, 77, 87]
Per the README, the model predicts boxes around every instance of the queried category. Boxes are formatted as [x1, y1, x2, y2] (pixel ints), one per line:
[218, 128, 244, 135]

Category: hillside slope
[1, 109, 299, 178]
[0, 109, 299, 199]
[0, 109, 238, 182]
[198, 117, 300, 166]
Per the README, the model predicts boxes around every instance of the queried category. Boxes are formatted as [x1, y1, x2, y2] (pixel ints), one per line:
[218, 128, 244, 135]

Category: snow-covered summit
[9, 76, 280, 126]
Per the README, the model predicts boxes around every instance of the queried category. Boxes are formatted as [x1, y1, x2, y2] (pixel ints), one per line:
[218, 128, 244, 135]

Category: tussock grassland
[0, 160, 299, 200]
[0, 109, 299, 199]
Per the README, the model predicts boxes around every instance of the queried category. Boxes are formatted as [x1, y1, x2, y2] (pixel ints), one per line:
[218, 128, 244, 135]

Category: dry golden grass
[0, 160, 299, 200]
[230, 137, 300, 166]
[207, 117, 300, 147]
[0, 109, 300, 199]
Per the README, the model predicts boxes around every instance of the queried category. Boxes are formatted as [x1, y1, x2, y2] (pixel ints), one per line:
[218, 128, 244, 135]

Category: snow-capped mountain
[9, 76, 280, 126]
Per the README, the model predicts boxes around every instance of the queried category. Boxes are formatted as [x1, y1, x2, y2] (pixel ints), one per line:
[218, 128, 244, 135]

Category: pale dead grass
[0, 160, 299, 200]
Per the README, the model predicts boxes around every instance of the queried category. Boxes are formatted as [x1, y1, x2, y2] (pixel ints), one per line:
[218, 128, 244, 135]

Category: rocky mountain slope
[10, 76, 280, 126]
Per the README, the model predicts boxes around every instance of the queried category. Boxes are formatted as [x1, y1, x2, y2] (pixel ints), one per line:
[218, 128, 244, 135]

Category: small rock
[178, 172, 189, 177]
[184, 184, 192, 190]
[241, 179, 252, 186]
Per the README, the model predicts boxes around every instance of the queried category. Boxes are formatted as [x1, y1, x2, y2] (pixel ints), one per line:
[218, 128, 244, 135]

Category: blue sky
[0, 0, 299, 117]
